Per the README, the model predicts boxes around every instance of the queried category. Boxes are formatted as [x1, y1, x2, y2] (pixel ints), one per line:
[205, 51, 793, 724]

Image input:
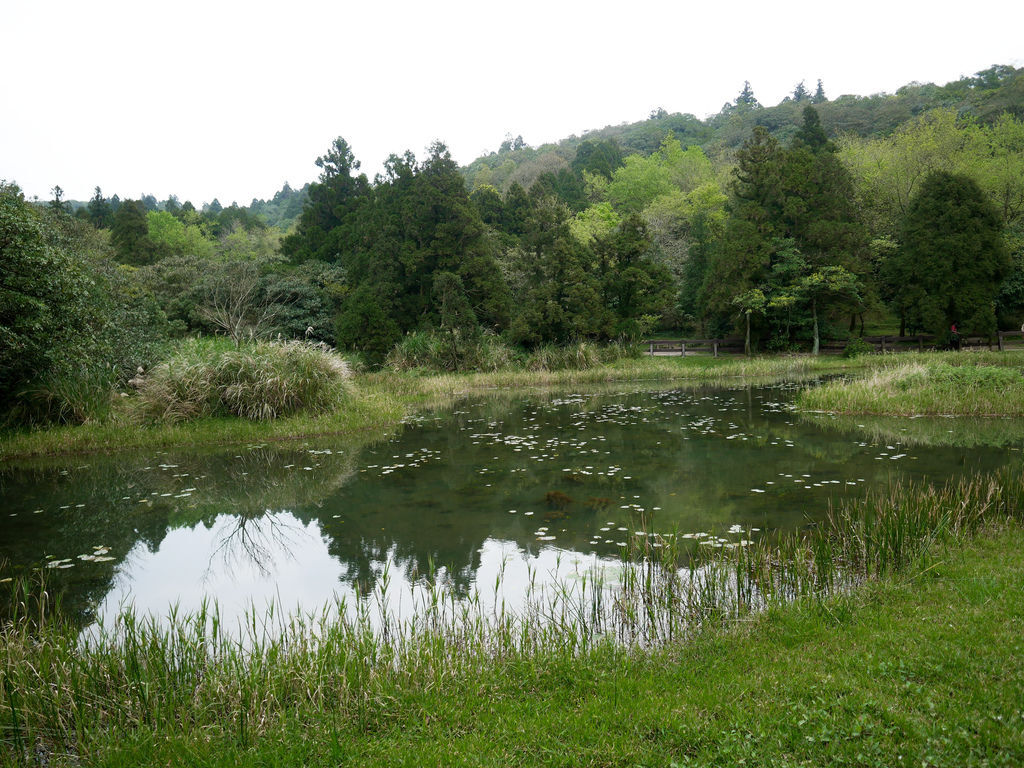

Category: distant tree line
[3, 65, 1022, 425]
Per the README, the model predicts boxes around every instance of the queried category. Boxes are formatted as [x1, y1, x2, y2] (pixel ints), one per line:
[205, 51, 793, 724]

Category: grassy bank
[1, 354, 868, 461]
[3, 468, 1023, 766]
[799, 352, 1024, 416]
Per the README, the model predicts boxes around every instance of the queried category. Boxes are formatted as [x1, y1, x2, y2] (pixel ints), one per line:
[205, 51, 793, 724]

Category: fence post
[713, 340, 719, 358]
[680, 341, 686, 357]
[999, 332, 1005, 352]
[649, 340, 654, 355]
[880, 336, 886, 353]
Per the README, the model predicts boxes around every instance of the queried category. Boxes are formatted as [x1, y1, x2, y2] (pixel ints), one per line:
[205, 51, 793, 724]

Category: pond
[1, 382, 1020, 633]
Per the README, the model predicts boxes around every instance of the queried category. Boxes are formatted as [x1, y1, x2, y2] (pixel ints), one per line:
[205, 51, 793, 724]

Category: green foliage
[146, 210, 215, 258]
[311, 141, 512, 361]
[596, 215, 674, 337]
[892, 171, 1010, 336]
[110, 199, 157, 265]
[385, 330, 522, 373]
[216, 221, 280, 262]
[702, 110, 868, 348]
[87, 186, 112, 229]
[261, 261, 345, 344]
[605, 147, 674, 214]
[138, 252, 341, 344]
[570, 201, 620, 245]
[335, 282, 402, 365]
[842, 336, 874, 358]
[1, 184, 74, 402]
[570, 138, 623, 180]
[247, 182, 309, 230]
[135, 338, 351, 423]
[281, 137, 369, 264]
[507, 197, 606, 345]
[0, 184, 168, 424]
[432, 271, 481, 370]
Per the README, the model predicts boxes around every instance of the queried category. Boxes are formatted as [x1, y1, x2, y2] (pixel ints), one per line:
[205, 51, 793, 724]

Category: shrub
[1, 184, 169, 425]
[386, 331, 446, 372]
[843, 337, 874, 358]
[136, 339, 351, 423]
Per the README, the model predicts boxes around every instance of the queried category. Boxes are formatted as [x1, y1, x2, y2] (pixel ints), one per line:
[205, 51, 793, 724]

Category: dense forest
[3, 65, 1023, 423]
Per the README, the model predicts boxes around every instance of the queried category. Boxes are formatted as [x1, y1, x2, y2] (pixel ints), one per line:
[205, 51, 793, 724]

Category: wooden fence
[643, 331, 1024, 357]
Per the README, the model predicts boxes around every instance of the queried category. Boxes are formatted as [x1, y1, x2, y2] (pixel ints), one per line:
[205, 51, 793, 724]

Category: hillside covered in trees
[4, 65, 1023, 424]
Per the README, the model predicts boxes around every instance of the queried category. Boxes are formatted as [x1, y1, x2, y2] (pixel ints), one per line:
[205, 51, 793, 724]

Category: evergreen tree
[731, 126, 785, 238]
[792, 105, 831, 152]
[734, 81, 762, 109]
[703, 110, 868, 348]
[571, 139, 624, 181]
[891, 171, 1010, 337]
[333, 143, 510, 359]
[432, 271, 481, 369]
[469, 185, 504, 227]
[508, 195, 604, 345]
[792, 80, 809, 102]
[49, 186, 69, 215]
[592, 215, 672, 339]
[110, 199, 154, 265]
[811, 79, 827, 104]
[281, 137, 369, 264]
[87, 186, 112, 229]
[334, 281, 401, 363]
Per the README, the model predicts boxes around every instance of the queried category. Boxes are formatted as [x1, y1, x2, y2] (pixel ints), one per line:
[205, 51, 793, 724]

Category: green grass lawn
[800, 352, 1024, 416]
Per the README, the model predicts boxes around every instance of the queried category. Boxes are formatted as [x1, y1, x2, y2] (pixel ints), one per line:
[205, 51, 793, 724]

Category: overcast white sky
[3, 0, 1022, 206]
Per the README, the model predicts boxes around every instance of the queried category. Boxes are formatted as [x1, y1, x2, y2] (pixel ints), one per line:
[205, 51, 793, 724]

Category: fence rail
[642, 331, 1024, 357]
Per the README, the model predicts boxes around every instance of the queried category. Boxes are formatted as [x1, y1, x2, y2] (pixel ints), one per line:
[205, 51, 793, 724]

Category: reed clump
[134, 338, 352, 423]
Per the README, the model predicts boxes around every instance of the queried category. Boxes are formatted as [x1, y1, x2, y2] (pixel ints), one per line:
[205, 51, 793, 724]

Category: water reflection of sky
[2, 382, 1021, 633]
[91, 511, 618, 636]
[97, 513, 346, 625]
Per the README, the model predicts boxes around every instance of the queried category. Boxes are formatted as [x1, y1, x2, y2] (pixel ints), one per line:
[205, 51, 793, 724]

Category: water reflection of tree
[206, 511, 310, 580]
[0, 438, 369, 629]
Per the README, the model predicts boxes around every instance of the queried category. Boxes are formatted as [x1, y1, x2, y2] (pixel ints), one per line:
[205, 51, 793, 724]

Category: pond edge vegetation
[2, 466, 1023, 764]
[4, 347, 1024, 461]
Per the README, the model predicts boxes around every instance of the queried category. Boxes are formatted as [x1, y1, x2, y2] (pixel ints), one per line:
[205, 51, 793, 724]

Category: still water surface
[1, 383, 1019, 630]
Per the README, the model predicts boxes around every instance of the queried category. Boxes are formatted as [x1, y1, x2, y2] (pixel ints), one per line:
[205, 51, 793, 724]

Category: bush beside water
[135, 338, 351, 422]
